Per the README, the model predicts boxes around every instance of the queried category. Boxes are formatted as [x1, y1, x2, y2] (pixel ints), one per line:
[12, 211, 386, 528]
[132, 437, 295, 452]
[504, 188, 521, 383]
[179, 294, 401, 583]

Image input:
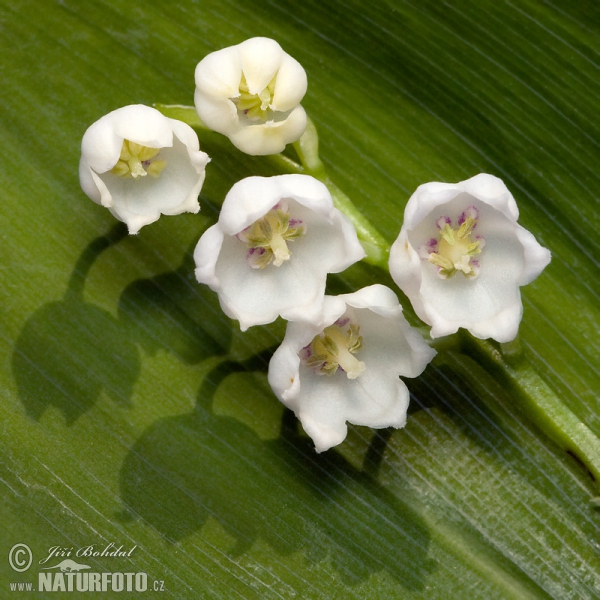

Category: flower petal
[194, 45, 242, 99]
[271, 54, 308, 112]
[238, 37, 283, 93]
[228, 105, 307, 156]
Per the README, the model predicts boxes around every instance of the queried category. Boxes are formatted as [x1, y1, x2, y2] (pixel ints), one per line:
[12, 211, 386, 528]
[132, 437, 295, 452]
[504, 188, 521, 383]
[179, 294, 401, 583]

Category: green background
[1, 0, 599, 597]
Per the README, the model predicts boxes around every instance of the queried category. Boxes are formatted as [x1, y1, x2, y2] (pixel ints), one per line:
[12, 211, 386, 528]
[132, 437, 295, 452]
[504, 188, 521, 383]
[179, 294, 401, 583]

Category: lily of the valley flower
[194, 37, 307, 156]
[268, 285, 436, 452]
[194, 174, 365, 330]
[80, 104, 210, 234]
[389, 173, 551, 342]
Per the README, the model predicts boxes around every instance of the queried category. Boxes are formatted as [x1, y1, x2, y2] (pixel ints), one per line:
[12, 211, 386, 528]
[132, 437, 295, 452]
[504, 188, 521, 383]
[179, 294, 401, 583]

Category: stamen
[302, 319, 365, 379]
[233, 73, 278, 122]
[111, 140, 166, 179]
[427, 207, 483, 278]
[238, 206, 306, 269]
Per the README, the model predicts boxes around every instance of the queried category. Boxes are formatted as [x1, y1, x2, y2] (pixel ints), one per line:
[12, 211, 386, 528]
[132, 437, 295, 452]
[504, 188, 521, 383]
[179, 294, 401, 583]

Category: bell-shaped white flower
[194, 37, 307, 156]
[268, 285, 436, 452]
[389, 173, 551, 343]
[194, 174, 365, 330]
[80, 104, 210, 234]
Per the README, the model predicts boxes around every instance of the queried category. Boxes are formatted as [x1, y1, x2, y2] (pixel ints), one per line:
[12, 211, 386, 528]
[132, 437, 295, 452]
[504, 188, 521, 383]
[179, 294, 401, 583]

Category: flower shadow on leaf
[117, 244, 231, 364]
[119, 356, 435, 591]
[12, 224, 141, 425]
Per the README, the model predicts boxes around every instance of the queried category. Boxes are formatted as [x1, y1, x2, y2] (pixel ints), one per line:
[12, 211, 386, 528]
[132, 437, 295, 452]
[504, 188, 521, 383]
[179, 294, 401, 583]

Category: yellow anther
[146, 160, 166, 178]
[457, 216, 476, 239]
[138, 145, 160, 162]
[429, 214, 482, 279]
[234, 73, 278, 121]
[110, 161, 130, 177]
[111, 140, 166, 179]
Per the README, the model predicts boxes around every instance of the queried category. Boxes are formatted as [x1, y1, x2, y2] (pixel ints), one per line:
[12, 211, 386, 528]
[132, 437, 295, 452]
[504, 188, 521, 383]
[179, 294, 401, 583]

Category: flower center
[110, 140, 167, 179]
[301, 318, 365, 379]
[427, 209, 483, 278]
[234, 73, 277, 121]
[237, 205, 306, 269]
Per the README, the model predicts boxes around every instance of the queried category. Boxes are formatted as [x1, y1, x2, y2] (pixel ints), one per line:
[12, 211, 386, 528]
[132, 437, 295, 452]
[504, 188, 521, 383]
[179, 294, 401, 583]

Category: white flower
[194, 37, 307, 156]
[80, 104, 210, 234]
[194, 174, 365, 330]
[268, 285, 436, 452]
[389, 173, 551, 343]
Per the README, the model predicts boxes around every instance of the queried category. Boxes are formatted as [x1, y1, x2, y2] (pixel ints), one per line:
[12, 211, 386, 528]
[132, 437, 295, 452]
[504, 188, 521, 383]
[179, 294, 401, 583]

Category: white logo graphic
[8, 544, 32, 572]
[42, 559, 91, 573]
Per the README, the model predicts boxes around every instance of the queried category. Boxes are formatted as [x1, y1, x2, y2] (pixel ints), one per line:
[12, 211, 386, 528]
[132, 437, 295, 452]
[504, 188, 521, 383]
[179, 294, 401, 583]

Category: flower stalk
[463, 336, 600, 489]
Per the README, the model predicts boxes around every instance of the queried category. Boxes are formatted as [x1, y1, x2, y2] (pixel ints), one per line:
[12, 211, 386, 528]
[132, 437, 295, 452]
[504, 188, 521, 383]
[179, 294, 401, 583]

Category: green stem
[155, 104, 205, 129]
[291, 118, 389, 267]
[158, 103, 600, 497]
[463, 337, 600, 491]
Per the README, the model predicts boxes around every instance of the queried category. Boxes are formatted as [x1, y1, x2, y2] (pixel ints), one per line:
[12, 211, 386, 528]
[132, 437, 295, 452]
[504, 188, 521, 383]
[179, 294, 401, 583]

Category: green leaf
[1, 1, 598, 598]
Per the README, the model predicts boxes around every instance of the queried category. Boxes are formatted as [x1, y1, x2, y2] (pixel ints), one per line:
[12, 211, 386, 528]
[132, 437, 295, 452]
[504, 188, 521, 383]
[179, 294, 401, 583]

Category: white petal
[111, 105, 173, 149]
[415, 201, 524, 337]
[389, 229, 428, 321]
[403, 183, 459, 230]
[238, 37, 283, 93]
[268, 338, 303, 404]
[229, 105, 307, 156]
[193, 91, 239, 136]
[342, 290, 436, 376]
[79, 160, 104, 206]
[212, 200, 344, 329]
[466, 300, 523, 343]
[194, 45, 242, 100]
[80, 121, 124, 175]
[213, 231, 326, 330]
[339, 284, 402, 315]
[515, 224, 552, 285]
[271, 53, 308, 112]
[194, 224, 224, 289]
[219, 174, 331, 234]
[459, 173, 519, 221]
[297, 365, 410, 452]
[98, 139, 204, 234]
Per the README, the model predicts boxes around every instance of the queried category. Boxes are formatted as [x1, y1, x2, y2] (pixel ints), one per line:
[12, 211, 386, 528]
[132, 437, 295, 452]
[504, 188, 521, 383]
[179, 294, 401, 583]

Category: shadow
[117, 243, 231, 364]
[12, 224, 141, 424]
[13, 205, 236, 424]
[119, 357, 434, 591]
